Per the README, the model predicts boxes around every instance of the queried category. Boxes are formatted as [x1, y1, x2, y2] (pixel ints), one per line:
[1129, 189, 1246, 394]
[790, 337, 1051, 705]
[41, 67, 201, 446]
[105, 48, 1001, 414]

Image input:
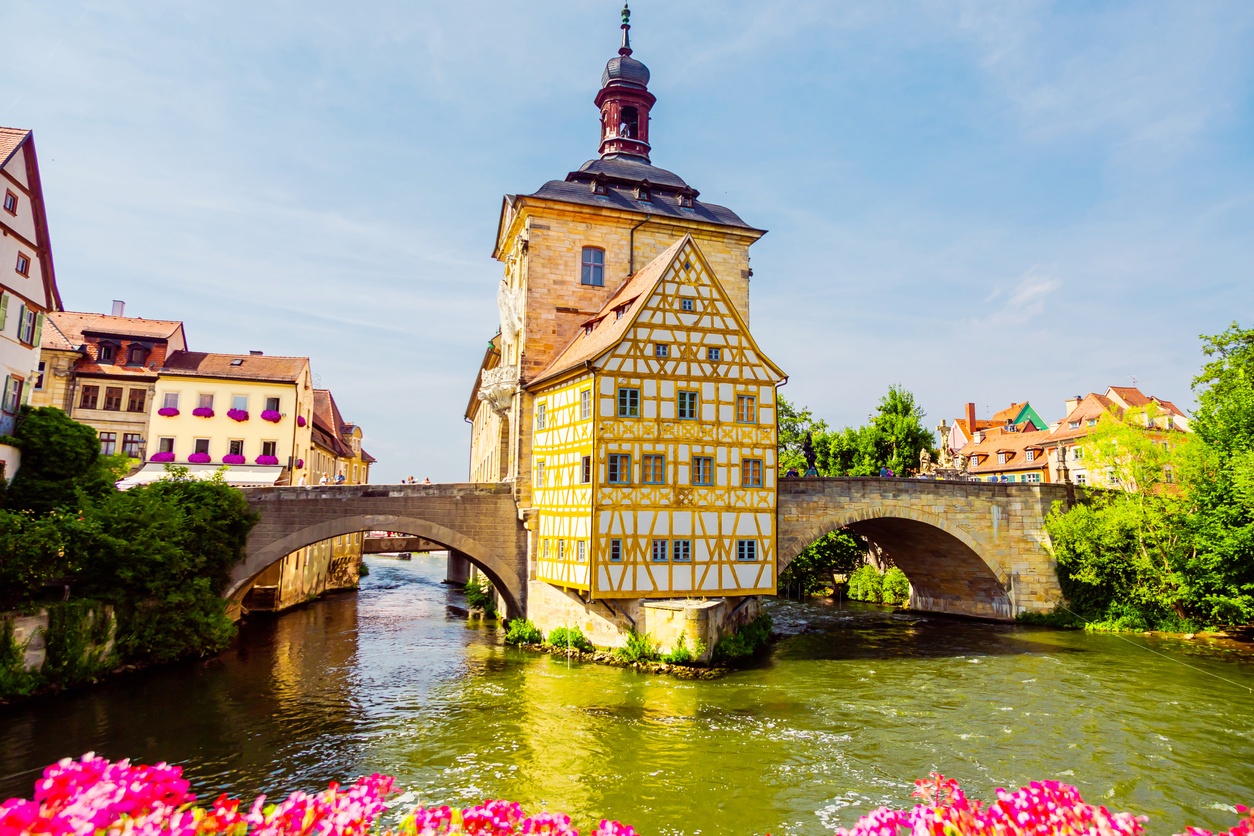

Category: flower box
[188, 452, 212, 464]
[157, 407, 179, 417]
[227, 409, 249, 422]
[261, 409, 282, 423]
[295, 458, 304, 468]
[297, 415, 307, 427]
[255, 455, 280, 465]
[192, 407, 214, 418]
[222, 454, 245, 465]
[149, 451, 175, 462]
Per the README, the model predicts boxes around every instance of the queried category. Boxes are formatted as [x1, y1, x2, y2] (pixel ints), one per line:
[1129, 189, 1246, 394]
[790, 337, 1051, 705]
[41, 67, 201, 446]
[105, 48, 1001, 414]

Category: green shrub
[712, 613, 773, 662]
[0, 617, 37, 698]
[504, 618, 543, 645]
[660, 633, 707, 666]
[847, 565, 884, 602]
[1015, 608, 1086, 628]
[614, 630, 659, 663]
[463, 575, 497, 616]
[357, 561, 369, 578]
[545, 626, 593, 652]
[42, 602, 115, 687]
[881, 567, 910, 605]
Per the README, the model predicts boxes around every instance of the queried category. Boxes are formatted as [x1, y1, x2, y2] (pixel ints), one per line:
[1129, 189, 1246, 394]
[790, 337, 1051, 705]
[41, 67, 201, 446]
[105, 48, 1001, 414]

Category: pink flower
[150, 451, 175, 462]
[188, 452, 212, 464]
[192, 407, 215, 418]
[260, 410, 282, 423]
[157, 407, 180, 417]
[227, 409, 249, 422]
[255, 455, 280, 466]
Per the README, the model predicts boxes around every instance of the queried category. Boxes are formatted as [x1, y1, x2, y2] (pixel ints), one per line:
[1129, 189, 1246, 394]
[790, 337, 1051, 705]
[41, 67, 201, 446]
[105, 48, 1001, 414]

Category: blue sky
[3, 1, 1252, 482]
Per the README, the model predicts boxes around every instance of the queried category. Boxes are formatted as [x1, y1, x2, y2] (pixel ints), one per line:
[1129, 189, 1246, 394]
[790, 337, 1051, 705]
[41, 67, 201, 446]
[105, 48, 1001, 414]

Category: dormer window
[635, 179, 651, 202]
[583, 323, 595, 336]
[1069, 420, 1080, 429]
[127, 345, 147, 365]
[1025, 449, 1035, 463]
[98, 344, 115, 363]
[591, 175, 608, 196]
[997, 452, 1008, 465]
[615, 307, 626, 321]
[676, 189, 694, 209]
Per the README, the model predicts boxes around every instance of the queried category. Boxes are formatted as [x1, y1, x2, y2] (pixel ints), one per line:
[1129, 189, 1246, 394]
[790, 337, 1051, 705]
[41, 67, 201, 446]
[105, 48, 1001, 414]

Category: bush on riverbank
[463, 574, 496, 616]
[504, 618, 542, 645]
[614, 630, 659, 663]
[882, 567, 910, 604]
[1044, 324, 1254, 632]
[546, 626, 594, 652]
[848, 565, 884, 602]
[660, 632, 706, 665]
[0, 407, 258, 698]
[712, 612, 772, 662]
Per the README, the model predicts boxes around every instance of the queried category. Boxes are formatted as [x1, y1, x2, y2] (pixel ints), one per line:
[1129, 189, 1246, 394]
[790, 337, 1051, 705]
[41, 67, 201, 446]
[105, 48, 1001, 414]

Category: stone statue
[919, 448, 934, 475]
[496, 281, 524, 348]
[802, 432, 817, 476]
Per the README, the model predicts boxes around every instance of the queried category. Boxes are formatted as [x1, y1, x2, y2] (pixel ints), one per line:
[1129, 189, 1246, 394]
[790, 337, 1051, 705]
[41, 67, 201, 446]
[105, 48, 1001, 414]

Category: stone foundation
[526, 581, 760, 661]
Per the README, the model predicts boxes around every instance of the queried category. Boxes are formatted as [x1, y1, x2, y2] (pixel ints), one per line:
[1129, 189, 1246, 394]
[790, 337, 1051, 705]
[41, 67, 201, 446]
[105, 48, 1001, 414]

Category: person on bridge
[422, 477, 432, 485]
[784, 467, 799, 478]
[804, 465, 818, 477]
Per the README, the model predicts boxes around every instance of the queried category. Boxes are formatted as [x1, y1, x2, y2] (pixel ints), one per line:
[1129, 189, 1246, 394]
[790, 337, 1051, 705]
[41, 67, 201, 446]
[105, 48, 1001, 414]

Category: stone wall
[1, 605, 116, 674]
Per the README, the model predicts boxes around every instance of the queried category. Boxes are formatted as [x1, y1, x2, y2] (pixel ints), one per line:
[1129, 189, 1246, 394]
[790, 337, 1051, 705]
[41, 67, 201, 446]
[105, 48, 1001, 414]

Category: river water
[2, 556, 1252, 835]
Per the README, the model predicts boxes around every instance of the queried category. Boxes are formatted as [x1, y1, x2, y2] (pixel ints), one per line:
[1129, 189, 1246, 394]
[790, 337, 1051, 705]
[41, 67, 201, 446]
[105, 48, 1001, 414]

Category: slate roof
[525, 155, 758, 230]
[161, 352, 307, 383]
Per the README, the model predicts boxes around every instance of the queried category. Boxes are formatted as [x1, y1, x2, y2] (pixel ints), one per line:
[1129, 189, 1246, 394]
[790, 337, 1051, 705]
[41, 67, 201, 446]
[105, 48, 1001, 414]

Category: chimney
[965, 402, 977, 431]
[111, 300, 125, 317]
[1065, 395, 1082, 415]
[249, 350, 263, 356]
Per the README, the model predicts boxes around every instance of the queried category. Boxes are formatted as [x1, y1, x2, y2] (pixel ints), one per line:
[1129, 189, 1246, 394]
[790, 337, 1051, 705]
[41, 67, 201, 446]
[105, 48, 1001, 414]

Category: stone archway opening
[782, 512, 1014, 621]
[229, 513, 525, 620]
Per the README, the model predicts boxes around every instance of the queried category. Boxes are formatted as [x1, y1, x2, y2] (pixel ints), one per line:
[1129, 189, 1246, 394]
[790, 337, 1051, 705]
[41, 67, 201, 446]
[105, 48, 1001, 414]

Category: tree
[779, 531, 867, 598]
[2, 406, 127, 514]
[777, 396, 828, 473]
[866, 385, 937, 478]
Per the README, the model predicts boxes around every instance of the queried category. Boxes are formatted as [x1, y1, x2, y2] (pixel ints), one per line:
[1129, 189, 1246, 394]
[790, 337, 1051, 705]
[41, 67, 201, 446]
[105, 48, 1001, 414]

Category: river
[2, 556, 1252, 835]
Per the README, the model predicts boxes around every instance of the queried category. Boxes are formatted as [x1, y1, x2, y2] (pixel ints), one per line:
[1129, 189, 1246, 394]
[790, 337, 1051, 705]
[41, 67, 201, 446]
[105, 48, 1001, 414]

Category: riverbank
[511, 641, 732, 679]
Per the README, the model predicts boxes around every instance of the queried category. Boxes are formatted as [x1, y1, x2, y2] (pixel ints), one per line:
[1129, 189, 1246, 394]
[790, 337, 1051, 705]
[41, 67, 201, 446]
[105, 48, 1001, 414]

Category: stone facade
[778, 478, 1071, 620]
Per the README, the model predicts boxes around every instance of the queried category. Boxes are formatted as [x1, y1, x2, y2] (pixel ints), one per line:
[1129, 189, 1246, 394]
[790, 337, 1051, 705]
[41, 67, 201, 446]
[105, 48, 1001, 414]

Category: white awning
[117, 462, 285, 490]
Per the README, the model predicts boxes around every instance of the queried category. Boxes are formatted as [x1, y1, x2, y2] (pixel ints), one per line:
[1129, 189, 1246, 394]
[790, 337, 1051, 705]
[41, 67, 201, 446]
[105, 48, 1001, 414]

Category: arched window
[581, 247, 605, 287]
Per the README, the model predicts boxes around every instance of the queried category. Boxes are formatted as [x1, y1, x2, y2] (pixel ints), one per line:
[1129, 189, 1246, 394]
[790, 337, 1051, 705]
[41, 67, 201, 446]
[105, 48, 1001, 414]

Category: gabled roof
[965, 428, 1054, 474]
[40, 316, 78, 352]
[161, 352, 307, 383]
[312, 388, 358, 459]
[47, 311, 185, 345]
[992, 402, 1025, 423]
[1, 127, 62, 312]
[0, 128, 29, 169]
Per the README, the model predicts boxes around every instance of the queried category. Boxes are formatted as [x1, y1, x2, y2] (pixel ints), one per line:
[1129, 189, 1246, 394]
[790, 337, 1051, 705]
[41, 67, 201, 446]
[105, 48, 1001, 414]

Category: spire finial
[619, 2, 632, 56]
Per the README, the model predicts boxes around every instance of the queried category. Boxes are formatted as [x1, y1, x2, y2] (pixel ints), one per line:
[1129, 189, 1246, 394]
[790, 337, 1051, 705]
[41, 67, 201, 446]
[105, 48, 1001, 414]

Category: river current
[2, 556, 1252, 835]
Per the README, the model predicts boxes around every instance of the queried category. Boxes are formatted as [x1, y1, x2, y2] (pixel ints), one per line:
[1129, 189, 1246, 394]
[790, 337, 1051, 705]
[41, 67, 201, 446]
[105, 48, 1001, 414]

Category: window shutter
[16, 305, 25, 341]
[0, 294, 8, 330]
[21, 378, 30, 405]
[1, 376, 9, 412]
[33, 312, 43, 348]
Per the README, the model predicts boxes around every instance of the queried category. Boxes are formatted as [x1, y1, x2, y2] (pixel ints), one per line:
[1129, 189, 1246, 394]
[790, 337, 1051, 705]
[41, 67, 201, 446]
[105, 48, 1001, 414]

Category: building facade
[466, 9, 783, 649]
[32, 308, 188, 464]
[0, 128, 62, 445]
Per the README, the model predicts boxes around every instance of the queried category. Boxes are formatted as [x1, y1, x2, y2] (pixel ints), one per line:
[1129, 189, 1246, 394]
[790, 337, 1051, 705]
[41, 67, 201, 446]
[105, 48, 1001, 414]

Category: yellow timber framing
[528, 235, 785, 598]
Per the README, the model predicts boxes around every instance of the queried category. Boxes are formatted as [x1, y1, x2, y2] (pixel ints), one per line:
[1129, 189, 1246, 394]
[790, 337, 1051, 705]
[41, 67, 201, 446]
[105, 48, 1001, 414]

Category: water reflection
[2, 556, 1252, 836]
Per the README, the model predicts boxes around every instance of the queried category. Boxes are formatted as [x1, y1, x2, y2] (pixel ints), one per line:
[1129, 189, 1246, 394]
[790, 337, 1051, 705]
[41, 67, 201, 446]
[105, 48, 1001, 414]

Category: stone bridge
[232, 483, 527, 617]
[778, 478, 1072, 620]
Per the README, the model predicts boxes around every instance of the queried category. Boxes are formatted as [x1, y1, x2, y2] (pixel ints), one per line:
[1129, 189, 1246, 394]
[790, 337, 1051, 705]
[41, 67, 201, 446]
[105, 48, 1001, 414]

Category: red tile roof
[161, 352, 308, 383]
[48, 311, 185, 344]
[965, 428, 1054, 474]
[0, 128, 30, 169]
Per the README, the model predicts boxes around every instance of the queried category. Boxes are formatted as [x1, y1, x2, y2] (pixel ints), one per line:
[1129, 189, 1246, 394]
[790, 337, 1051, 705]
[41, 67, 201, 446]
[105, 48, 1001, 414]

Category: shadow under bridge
[233, 483, 527, 618]
[777, 478, 1070, 620]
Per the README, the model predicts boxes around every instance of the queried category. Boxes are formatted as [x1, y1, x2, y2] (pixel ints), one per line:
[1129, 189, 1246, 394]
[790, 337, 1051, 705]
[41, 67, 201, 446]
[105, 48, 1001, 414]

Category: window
[608, 453, 632, 484]
[617, 387, 639, 417]
[230, 358, 243, 366]
[581, 247, 605, 287]
[677, 390, 698, 420]
[2, 190, 16, 215]
[535, 460, 545, 488]
[17, 308, 36, 345]
[194, 438, 210, 455]
[609, 538, 622, 562]
[198, 393, 214, 410]
[577, 541, 587, 562]
[1, 376, 22, 414]
[681, 298, 694, 312]
[1087, 419, 1097, 428]
[997, 452, 1007, 465]
[1073, 447, 1084, 460]
[232, 395, 248, 411]
[1025, 449, 1035, 463]
[651, 539, 668, 562]
[1025, 473, 1041, 483]
[673, 540, 692, 562]
[1075, 473, 1087, 486]
[97, 344, 115, 363]
[692, 456, 714, 485]
[103, 387, 123, 411]
[158, 437, 174, 454]
[163, 392, 179, 410]
[580, 455, 591, 484]
[654, 344, 669, 358]
[741, 458, 763, 487]
[580, 389, 591, 420]
[34, 361, 45, 390]
[15, 253, 30, 277]
[122, 433, 142, 458]
[261, 440, 277, 457]
[265, 397, 280, 412]
[127, 389, 146, 412]
[79, 385, 100, 410]
[737, 540, 758, 562]
[642, 454, 665, 484]
[99, 432, 117, 455]
[736, 395, 756, 423]
[127, 345, 147, 365]
[228, 439, 244, 456]
[1164, 468, 1174, 484]
[707, 347, 721, 362]
[536, 403, 546, 429]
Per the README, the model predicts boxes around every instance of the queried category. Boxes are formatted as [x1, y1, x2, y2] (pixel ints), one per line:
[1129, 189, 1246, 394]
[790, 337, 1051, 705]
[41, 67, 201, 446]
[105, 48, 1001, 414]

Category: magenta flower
[255, 455, 280, 465]
[223, 454, 246, 465]
[157, 407, 179, 417]
[150, 451, 175, 462]
[227, 408, 249, 422]
[188, 452, 211, 464]
[192, 407, 214, 418]
[295, 458, 304, 468]
[261, 409, 282, 423]
[297, 415, 307, 427]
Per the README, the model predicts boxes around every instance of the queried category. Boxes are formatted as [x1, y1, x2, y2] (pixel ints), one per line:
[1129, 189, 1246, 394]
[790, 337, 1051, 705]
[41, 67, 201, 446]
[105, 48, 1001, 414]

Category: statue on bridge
[802, 432, 818, 477]
[919, 447, 935, 477]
